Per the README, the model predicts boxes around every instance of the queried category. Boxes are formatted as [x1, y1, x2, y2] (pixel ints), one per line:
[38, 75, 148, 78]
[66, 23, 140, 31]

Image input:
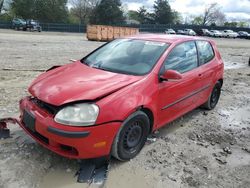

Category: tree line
[0, 0, 248, 28]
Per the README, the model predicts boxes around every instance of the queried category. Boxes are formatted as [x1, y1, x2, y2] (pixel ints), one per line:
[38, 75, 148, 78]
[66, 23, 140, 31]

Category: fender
[95, 75, 158, 128]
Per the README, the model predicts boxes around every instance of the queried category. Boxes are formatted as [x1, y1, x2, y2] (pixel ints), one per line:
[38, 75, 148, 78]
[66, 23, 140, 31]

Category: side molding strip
[161, 85, 210, 110]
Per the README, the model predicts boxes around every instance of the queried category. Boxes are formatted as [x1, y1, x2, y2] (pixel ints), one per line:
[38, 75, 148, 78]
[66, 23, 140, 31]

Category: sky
[123, 0, 250, 22]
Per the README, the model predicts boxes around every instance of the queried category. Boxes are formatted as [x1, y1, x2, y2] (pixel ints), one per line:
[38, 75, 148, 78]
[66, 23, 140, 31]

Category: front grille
[31, 97, 59, 115]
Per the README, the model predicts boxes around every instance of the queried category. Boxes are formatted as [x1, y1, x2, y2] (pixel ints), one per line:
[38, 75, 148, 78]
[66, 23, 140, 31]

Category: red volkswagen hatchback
[17, 34, 224, 161]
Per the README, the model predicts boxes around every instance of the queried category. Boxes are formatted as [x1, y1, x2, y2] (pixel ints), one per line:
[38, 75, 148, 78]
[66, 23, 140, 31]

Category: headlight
[54, 104, 99, 126]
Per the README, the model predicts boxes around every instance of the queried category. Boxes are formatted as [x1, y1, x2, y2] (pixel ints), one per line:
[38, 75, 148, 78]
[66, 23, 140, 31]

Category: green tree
[202, 3, 225, 26]
[172, 10, 182, 24]
[11, 0, 34, 19]
[153, 0, 173, 24]
[224, 22, 238, 27]
[0, 0, 14, 21]
[36, 0, 68, 23]
[0, 0, 4, 13]
[127, 7, 154, 24]
[90, 0, 125, 24]
[11, 0, 68, 22]
[137, 6, 154, 24]
[69, 0, 98, 24]
[128, 10, 139, 21]
[191, 16, 203, 25]
[238, 21, 248, 28]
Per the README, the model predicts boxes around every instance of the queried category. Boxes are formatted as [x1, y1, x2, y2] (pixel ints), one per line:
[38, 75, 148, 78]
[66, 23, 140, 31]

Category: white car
[222, 30, 238, 38]
[209, 30, 223, 37]
[183, 29, 196, 36]
[165, 29, 176, 34]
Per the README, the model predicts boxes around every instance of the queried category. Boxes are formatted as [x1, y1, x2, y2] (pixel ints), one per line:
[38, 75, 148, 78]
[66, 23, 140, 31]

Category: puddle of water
[39, 161, 157, 188]
[39, 166, 83, 188]
[105, 164, 157, 188]
[224, 61, 246, 70]
[218, 106, 250, 128]
[227, 147, 250, 167]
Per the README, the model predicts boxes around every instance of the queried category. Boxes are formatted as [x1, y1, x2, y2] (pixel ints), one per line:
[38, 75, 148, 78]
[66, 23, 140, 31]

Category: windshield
[82, 39, 169, 75]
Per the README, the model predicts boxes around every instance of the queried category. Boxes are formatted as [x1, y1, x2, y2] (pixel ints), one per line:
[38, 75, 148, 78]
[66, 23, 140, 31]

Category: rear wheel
[111, 111, 150, 161]
[202, 82, 221, 110]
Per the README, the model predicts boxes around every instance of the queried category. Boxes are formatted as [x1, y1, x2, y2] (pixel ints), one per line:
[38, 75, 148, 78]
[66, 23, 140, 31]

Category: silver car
[165, 29, 176, 34]
[222, 30, 238, 38]
[183, 29, 196, 36]
[209, 30, 223, 38]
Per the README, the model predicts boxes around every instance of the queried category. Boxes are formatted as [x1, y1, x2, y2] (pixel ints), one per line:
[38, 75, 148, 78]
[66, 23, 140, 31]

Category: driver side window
[163, 41, 198, 73]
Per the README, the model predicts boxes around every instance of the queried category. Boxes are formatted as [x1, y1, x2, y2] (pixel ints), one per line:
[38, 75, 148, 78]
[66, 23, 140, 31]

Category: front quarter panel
[95, 74, 159, 127]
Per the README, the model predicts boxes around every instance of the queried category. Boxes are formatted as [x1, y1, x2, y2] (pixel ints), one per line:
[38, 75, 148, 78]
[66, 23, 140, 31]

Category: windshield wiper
[91, 64, 117, 73]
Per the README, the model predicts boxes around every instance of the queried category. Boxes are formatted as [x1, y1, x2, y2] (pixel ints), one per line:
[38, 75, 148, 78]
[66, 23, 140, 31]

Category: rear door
[157, 41, 201, 128]
[195, 40, 217, 103]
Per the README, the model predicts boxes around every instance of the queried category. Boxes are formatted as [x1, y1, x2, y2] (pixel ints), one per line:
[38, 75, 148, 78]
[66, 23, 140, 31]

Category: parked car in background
[26, 19, 42, 32]
[165, 29, 176, 34]
[209, 30, 223, 38]
[183, 29, 196, 36]
[238, 31, 250, 39]
[12, 18, 42, 32]
[177, 30, 185, 35]
[196, 29, 211, 36]
[222, 30, 238, 38]
[12, 18, 26, 30]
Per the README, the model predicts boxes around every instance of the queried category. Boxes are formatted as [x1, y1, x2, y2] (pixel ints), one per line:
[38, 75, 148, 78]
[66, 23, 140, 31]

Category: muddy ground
[0, 29, 249, 188]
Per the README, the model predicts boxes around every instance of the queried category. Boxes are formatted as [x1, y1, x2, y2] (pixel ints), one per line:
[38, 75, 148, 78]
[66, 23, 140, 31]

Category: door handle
[198, 74, 203, 79]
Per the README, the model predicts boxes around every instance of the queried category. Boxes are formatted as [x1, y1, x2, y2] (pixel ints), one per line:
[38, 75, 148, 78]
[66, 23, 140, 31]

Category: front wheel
[202, 82, 221, 110]
[111, 111, 150, 161]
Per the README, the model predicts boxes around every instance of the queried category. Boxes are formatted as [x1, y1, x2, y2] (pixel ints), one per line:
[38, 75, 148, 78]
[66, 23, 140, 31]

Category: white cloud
[123, 0, 250, 21]
[126, 2, 142, 11]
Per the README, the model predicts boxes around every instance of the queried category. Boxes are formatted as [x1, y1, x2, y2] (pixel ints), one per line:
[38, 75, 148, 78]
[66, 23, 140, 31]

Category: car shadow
[157, 107, 203, 137]
[111, 107, 205, 167]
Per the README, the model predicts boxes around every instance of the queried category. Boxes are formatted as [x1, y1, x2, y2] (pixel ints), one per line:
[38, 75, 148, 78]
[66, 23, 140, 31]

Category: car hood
[29, 61, 142, 106]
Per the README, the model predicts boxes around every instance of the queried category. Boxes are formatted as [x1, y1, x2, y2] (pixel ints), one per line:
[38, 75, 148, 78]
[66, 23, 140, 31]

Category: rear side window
[196, 41, 214, 65]
[163, 41, 198, 73]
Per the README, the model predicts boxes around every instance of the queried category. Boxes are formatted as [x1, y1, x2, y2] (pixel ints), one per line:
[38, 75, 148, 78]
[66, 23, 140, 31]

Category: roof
[127, 34, 212, 44]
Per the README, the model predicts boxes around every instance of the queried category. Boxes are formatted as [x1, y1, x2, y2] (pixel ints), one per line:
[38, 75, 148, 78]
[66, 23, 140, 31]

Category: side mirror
[160, 70, 182, 81]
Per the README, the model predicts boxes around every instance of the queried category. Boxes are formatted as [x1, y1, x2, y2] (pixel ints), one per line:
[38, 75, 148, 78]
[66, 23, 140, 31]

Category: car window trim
[159, 40, 199, 77]
[195, 40, 215, 66]
[81, 41, 112, 64]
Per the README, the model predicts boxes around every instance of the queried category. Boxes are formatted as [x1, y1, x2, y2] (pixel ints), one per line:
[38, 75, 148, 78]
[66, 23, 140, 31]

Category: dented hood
[29, 61, 142, 106]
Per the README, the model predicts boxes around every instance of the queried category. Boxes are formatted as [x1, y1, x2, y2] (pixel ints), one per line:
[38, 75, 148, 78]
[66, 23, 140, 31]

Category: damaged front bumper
[0, 117, 111, 185]
[0, 97, 121, 159]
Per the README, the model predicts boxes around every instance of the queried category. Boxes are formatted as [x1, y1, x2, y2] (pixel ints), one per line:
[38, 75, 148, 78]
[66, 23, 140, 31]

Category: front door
[157, 41, 201, 128]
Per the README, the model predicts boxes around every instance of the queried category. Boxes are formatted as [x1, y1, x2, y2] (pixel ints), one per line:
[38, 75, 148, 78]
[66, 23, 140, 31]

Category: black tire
[111, 111, 150, 161]
[202, 82, 221, 110]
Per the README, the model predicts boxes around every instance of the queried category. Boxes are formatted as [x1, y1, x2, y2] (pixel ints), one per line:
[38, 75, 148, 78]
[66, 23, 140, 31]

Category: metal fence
[0, 21, 250, 33]
[140, 24, 250, 33]
[0, 21, 86, 32]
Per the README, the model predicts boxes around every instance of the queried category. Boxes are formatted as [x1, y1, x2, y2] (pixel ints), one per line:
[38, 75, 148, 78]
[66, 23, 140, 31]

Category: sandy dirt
[0, 29, 250, 188]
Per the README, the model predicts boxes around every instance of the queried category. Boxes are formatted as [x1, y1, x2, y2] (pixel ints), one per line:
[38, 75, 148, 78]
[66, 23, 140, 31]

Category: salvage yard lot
[0, 29, 250, 188]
